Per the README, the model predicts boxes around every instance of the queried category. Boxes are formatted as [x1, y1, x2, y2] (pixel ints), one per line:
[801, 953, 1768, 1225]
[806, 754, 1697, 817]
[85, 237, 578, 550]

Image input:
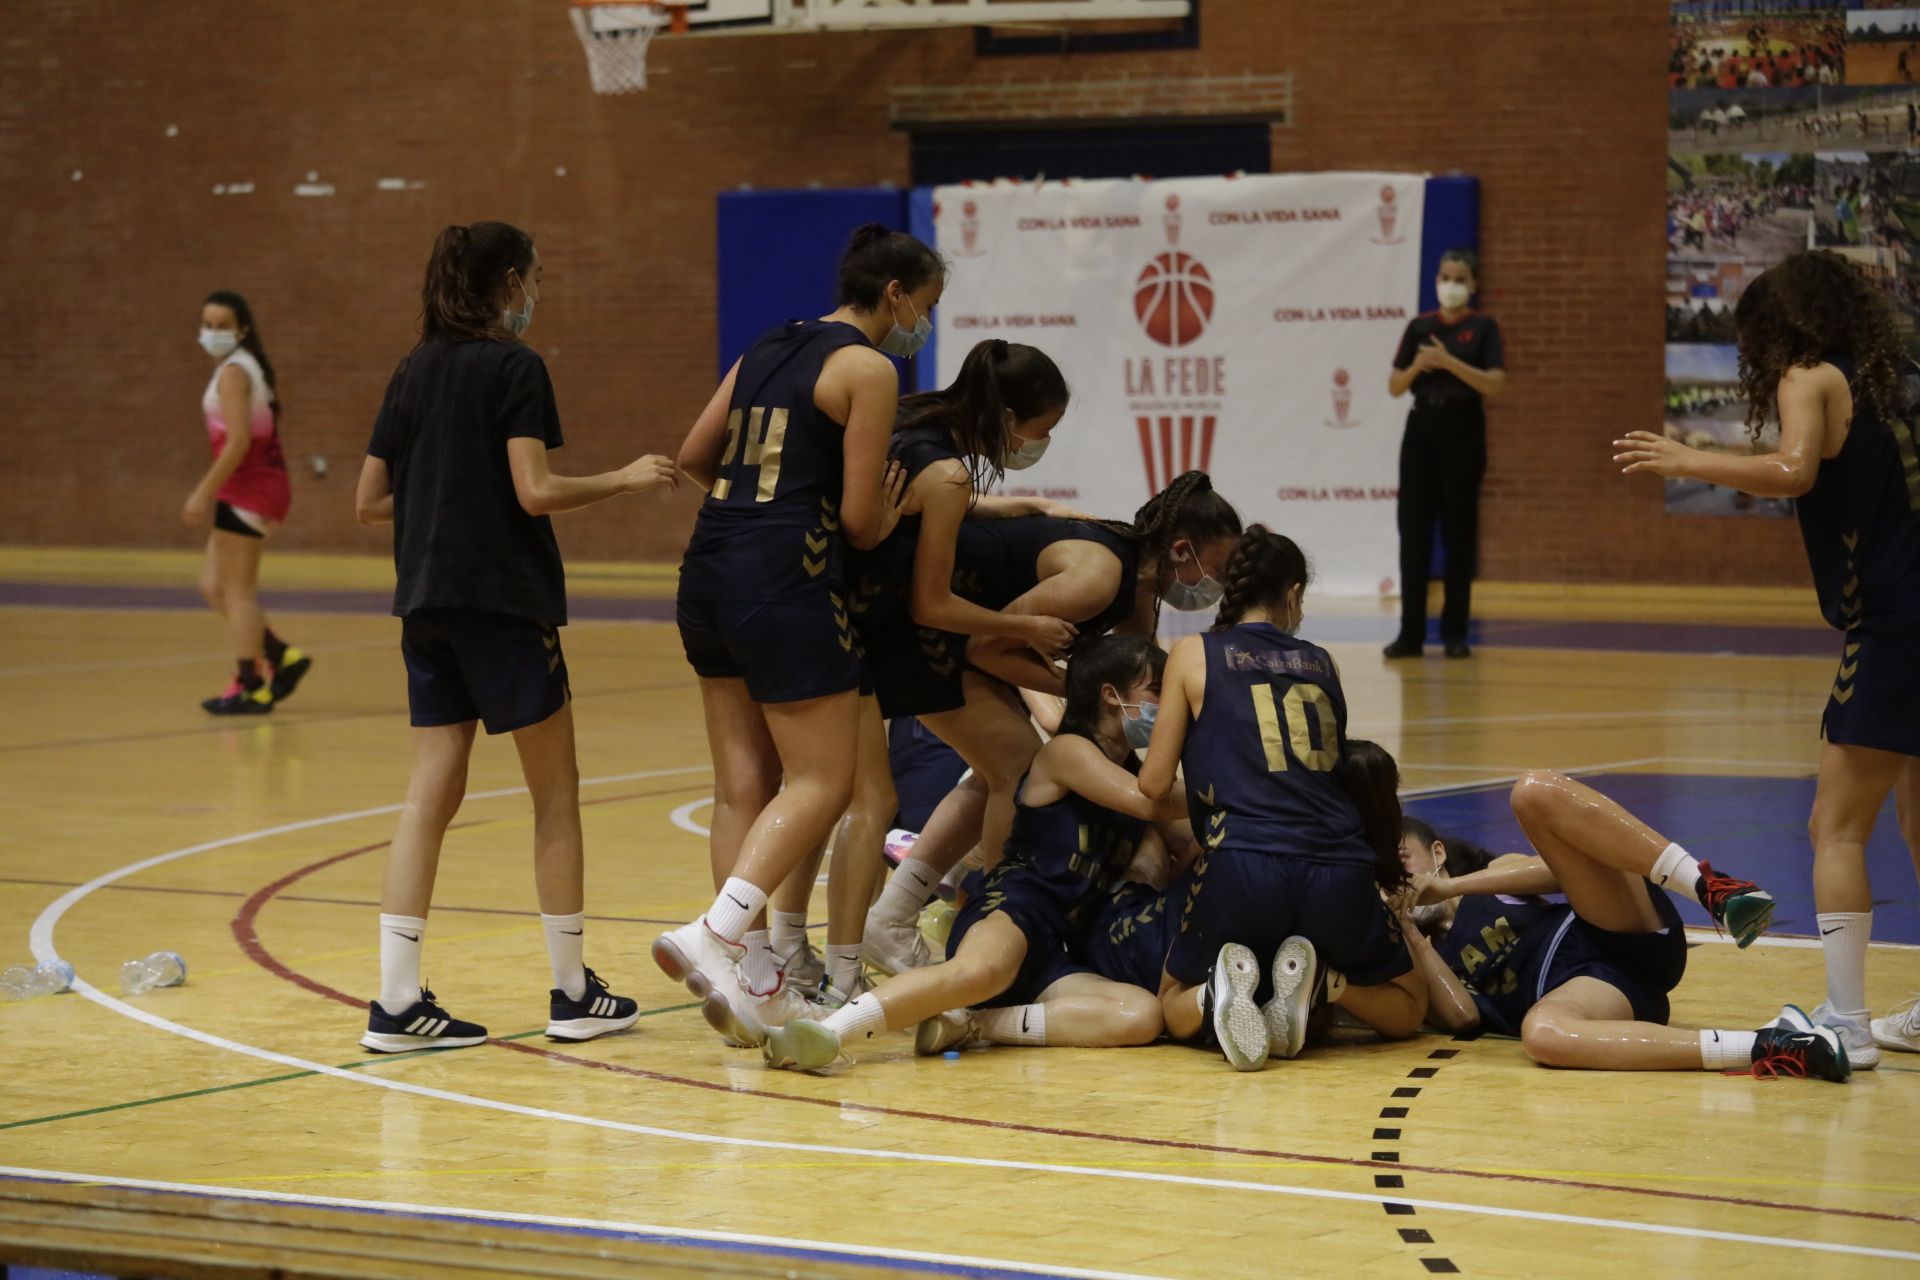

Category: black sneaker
[1749, 1024, 1851, 1082]
[1444, 641, 1472, 659]
[1382, 639, 1423, 659]
[202, 675, 273, 716]
[360, 988, 488, 1053]
[269, 648, 313, 702]
[546, 967, 640, 1042]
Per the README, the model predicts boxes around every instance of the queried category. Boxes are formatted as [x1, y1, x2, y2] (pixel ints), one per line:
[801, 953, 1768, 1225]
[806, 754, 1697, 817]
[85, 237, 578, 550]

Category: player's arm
[677, 359, 740, 492]
[966, 635, 1065, 696]
[1387, 323, 1423, 398]
[184, 365, 255, 528]
[1428, 853, 1560, 900]
[1040, 734, 1188, 823]
[508, 438, 678, 516]
[1138, 635, 1201, 801]
[355, 456, 394, 525]
[1019, 687, 1065, 735]
[1440, 357, 1507, 399]
[1614, 363, 1831, 498]
[909, 464, 1077, 650]
[969, 494, 1093, 520]
[1403, 918, 1481, 1034]
[835, 348, 906, 551]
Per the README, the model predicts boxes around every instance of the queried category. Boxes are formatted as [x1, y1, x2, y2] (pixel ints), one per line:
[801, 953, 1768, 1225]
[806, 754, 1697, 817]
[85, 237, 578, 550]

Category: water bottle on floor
[121, 950, 187, 996]
[0, 959, 76, 1001]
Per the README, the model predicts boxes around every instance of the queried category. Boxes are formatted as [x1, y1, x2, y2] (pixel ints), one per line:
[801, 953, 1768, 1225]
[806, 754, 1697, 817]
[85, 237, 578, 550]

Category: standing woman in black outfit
[1384, 249, 1507, 659]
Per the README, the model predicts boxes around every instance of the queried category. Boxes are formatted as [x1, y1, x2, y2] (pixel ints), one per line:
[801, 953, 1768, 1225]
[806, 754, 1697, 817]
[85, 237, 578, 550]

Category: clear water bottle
[883, 828, 919, 866]
[120, 950, 187, 996]
[0, 959, 76, 1001]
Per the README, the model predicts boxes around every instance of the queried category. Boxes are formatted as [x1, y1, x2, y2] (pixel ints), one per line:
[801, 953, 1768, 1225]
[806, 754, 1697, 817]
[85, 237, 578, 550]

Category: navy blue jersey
[1796, 356, 1920, 638]
[1181, 624, 1373, 865]
[682, 320, 873, 602]
[984, 762, 1149, 928]
[848, 419, 966, 627]
[951, 517, 1140, 636]
[1430, 893, 1565, 1036]
[1084, 880, 1176, 991]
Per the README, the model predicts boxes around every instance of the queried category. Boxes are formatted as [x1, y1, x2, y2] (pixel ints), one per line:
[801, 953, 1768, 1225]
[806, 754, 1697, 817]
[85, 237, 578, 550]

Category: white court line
[0, 1168, 1168, 1280]
[23, 779, 1920, 1264]
[1686, 927, 1920, 954]
[669, 796, 713, 839]
[1360, 707, 1813, 733]
[1401, 758, 1665, 799]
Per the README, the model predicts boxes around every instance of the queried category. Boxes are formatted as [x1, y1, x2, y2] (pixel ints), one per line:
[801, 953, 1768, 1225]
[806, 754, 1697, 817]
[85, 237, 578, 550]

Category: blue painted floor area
[1408, 773, 1920, 944]
[1294, 614, 1841, 658]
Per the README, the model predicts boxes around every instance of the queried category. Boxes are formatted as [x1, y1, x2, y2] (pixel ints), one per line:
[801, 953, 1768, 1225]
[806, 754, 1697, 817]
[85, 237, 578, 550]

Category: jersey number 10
[711, 406, 791, 502]
[1251, 683, 1340, 773]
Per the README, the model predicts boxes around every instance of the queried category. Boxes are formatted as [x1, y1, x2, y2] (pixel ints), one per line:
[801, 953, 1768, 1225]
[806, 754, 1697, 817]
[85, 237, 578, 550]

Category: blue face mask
[879, 296, 932, 358]
[1120, 700, 1158, 750]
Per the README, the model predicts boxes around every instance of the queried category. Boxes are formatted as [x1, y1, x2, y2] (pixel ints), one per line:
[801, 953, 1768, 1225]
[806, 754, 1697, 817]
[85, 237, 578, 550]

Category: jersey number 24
[711, 407, 790, 502]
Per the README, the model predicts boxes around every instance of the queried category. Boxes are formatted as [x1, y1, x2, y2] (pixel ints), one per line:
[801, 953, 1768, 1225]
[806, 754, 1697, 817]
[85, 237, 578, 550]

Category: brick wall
[0, 0, 1810, 587]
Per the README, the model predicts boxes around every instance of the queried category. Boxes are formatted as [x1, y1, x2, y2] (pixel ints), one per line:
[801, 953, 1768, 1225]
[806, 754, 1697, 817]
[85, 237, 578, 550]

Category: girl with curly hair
[1613, 248, 1920, 1067]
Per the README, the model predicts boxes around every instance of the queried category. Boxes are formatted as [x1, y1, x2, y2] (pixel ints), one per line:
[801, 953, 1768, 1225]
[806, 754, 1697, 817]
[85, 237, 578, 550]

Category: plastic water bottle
[120, 950, 187, 996]
[883, 828, 919, 866]
[0, 959, 76, 1001]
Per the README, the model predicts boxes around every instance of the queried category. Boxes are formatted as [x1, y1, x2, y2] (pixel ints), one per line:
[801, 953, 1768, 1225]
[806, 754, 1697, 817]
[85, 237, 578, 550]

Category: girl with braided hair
[1615, 249, 1920, 1067]
[1138, 525, 1427, 1070]
[859, 471, 1242, 976]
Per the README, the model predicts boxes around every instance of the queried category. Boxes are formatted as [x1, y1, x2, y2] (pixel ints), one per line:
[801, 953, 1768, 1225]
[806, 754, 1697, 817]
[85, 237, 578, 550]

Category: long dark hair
[421, 221, 535, 343]
[837, 223, 945, 310]
[1056, 634, 1166, 745]
[1734, 249, 1906, 436]
[1213, 525, 1311, 631]
[203, 290, 279, 419]
[897, 339, 1070, 495]
[1401, 816, 1496, 878]
[1339, 739, 1409, 892]
[1079, 471, 1242, 631]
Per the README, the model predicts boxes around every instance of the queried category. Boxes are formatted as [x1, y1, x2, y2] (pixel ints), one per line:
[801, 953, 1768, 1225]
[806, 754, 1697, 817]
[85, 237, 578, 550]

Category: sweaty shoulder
[823, 341, 895, 384]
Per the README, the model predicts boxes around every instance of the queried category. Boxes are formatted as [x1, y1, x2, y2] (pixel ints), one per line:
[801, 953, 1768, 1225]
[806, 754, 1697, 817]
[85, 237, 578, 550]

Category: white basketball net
[570, 4, 670, 94]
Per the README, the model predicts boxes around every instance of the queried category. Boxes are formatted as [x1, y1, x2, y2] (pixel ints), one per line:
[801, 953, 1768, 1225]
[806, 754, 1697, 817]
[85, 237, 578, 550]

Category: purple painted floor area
[0, 581, 677, 623]
[1408, 773, 1920, 945]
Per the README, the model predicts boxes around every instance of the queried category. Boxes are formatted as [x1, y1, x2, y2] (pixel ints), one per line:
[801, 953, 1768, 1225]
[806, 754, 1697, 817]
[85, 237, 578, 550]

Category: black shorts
[401, 608, 569, 735]
[859, 617, 966, 719]
[214, 501, 265, 538]
[947, 869, 1089, 1008]
[1822, 631, 1920, 758]
[676, 591, 863, 705]
[1164, 849, 1412, 995]
[1084, 881, 1177, 993]
[1522, 879, 1688, 1026]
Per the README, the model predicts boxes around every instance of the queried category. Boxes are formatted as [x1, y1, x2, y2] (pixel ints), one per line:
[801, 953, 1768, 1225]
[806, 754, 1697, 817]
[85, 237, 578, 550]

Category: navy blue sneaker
[360, 988, 488, 1053]
[546, 968, 640, 1042]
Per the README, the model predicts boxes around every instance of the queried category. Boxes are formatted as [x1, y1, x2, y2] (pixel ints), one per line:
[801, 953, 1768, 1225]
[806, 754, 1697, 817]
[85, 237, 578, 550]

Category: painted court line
[24, 780, 1920, 1265]
[0, 1168, 1170, 1280]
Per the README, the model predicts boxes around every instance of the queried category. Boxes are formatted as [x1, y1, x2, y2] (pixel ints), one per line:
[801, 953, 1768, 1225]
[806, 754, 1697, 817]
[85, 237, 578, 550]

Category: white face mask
[879, 296, 932, 358]
[1004, 432, 1051, 471]
[1163, 553, 1224, 612]
[199, 328, 240, 358]
[503, 284, 537, 338]
[1436, 280, 1472, 310]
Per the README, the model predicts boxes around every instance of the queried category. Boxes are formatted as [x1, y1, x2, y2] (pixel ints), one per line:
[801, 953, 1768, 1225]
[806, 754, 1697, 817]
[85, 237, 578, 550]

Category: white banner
[931, 173, 1426, 597]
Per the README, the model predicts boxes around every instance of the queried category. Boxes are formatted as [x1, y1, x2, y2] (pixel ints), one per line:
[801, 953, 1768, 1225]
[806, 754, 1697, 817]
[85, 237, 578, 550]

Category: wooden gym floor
[0, 548, 1916, 1278]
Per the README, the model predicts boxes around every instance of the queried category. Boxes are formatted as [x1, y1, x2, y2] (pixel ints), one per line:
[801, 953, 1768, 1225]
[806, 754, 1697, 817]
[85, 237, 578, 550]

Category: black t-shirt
[1393, 311, 1505, 409]
[366, 338, 568, 626]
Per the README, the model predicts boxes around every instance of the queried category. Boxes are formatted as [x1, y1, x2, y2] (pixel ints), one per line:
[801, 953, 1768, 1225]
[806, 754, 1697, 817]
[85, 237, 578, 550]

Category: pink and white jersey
[202, 348, 290, 523]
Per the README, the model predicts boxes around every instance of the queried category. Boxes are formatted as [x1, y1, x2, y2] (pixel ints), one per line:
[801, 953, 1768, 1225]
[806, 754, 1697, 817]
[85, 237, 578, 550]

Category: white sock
[822, 991, 889, 1041]
[1649, 842, 1702, 905]
[1699, 1028, 1756, 1071]
[1816, 911, 1872, 1015]
[541, 911, 587, 1001]
[826, 944, 863, 995]
[378, 913, 427, 1015]
[771, 910, 809, 960]
[977, 1004, 1048, 1046]
[873, 858, 940, 925]
[742, 929, 780, 995]
[705, 877, 766, 944]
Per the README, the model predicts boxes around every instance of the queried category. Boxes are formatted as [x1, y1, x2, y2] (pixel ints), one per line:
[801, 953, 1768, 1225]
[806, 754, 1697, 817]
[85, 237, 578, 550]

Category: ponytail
[1340, 739, 1409, 892]
[420, 220, 535, 343]
[837, 222, 945, 310]
[897, 339, 1070, 496]
[1213, 525, 1311, 631]
[1120, 470, 1243, 630]
[203, 290, 280, 423]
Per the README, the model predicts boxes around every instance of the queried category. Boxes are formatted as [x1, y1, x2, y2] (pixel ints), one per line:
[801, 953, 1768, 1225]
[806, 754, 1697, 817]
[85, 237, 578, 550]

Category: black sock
[262, 628, 288, 667]
[236, 658, 265, 691]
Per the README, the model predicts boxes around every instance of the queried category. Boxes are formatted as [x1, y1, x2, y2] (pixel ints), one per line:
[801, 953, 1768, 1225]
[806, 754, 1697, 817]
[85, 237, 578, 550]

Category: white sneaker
[1261, 936, 1317, 1060]
[763, 1018, 848, 1071]
[861, 907, 932, 975]
[1775, 1001, 1879, 1070]
[1871, 994, 1920, 1055]
[915, 1009, 983, 1056]
[1209, 943, 1269, 1072]
[778, 939, 826, 995]
[704, 968, 821, 1049]
[815, 969, 874, 1012]
[651, 919, 744, 1000]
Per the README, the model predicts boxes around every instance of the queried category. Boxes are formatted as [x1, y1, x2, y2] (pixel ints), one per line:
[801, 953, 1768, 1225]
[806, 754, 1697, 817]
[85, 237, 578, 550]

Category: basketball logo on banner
[1135, 253, 1215, 347]
[1325, 368, 1358, 428]
[1164, 193, 1183, 247]
[1137, 414, 1218, 491]
[1371, 185, 1405, 246]
[961, 199, 981, 256]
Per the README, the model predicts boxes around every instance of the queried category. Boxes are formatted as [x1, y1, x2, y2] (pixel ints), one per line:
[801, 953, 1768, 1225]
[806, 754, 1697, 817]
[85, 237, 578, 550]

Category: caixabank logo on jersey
[1127, 194, 1223, 493]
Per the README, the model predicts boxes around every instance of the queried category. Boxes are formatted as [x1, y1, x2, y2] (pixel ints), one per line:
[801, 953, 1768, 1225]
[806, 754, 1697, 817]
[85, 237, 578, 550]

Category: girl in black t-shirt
[1385, 249, 1507, 660]
[352, 221, 677, 1055]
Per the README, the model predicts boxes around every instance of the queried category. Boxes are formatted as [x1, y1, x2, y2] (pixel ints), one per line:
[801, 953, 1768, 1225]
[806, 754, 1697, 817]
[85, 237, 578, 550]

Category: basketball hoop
[569, 1, 687, 94]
